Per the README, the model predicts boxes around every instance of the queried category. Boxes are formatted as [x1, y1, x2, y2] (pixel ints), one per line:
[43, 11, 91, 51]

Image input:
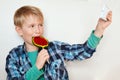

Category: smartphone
[100, 5, 110, 21]
[100, 0, 111, 21]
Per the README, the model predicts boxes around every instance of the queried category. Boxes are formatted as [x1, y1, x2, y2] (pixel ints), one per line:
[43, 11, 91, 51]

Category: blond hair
[14, 5, 44, 27]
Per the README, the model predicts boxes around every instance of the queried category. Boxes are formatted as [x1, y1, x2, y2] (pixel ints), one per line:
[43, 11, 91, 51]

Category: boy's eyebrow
[26, 22, 43, 26]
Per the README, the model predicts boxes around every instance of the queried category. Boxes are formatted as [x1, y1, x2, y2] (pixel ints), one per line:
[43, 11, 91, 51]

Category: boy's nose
[34, 26, 40, 34]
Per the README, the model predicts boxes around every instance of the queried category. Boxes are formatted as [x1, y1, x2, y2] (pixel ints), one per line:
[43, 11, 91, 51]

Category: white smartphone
[100, 5, 110, 21]
[100, 0, 111, 21]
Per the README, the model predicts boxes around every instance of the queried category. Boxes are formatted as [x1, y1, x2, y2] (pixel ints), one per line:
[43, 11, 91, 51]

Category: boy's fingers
[38, 49, 47, 54]
[106, 11, 112, 21]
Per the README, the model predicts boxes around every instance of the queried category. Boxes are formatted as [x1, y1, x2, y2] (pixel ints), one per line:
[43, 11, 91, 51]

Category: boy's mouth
[32, 33, 41, 37]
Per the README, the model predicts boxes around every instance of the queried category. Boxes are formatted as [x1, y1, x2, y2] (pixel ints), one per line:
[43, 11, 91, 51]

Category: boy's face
[16, 15, 44, 46]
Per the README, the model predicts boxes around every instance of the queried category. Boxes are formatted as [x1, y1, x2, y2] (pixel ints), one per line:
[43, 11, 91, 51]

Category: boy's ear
[15, 26, 23, 36]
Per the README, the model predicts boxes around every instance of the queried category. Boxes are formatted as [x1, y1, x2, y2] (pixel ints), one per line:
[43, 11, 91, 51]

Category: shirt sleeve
[49, 30, 102, 61]
[87, 30, 102, 48]
[25, 64, 44, 80]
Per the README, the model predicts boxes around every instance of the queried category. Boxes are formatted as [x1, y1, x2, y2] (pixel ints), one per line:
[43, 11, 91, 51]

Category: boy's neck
[25, 43, 38, 52]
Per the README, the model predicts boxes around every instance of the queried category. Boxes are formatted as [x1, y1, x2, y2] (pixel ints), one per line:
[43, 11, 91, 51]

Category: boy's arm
[53, 11, 112, 61]
[51, 31, 101, 61]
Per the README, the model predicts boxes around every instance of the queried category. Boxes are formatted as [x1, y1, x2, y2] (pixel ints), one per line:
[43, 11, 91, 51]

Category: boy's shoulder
[8, 44, 25, 56]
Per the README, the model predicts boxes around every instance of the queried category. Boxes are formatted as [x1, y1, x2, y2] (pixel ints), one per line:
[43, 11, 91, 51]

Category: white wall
[0, 0, 120, 80]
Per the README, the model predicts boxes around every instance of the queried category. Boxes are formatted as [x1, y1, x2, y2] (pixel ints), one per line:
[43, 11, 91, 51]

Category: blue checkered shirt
[6, 41, 96, 80]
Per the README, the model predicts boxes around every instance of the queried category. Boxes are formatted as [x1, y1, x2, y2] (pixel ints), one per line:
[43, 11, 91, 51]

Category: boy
[5, 5, 112, 80]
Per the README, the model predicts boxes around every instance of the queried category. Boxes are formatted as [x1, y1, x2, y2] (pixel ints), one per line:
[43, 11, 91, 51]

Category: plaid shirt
[6, 41, 95, 80]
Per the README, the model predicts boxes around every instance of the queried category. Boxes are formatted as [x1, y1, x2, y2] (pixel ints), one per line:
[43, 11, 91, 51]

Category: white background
[0, 0, 120, 80]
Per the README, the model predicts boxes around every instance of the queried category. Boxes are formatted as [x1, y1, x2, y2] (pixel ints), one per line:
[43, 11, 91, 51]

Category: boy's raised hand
[94, 11, 112, 37]
[36, 49, 50, 70]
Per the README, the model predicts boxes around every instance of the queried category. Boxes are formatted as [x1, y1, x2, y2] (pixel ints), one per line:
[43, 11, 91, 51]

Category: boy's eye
[38, 24, 43, 27]
[31, 25, 34, 28]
